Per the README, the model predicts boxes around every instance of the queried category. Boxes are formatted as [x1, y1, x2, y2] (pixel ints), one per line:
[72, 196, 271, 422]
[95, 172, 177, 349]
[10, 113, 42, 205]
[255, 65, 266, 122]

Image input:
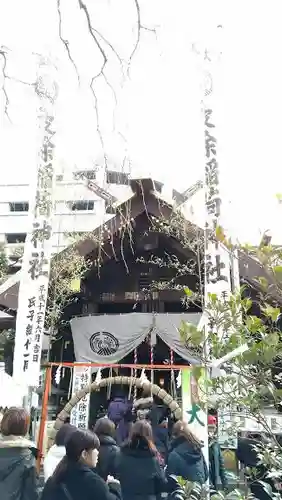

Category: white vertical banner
[201, 28, 241, 454]
[181, 369, 207, 442]
[13, 57, 58, 389]
[70, 365, 91, 429]
[198, 28, 234, 464]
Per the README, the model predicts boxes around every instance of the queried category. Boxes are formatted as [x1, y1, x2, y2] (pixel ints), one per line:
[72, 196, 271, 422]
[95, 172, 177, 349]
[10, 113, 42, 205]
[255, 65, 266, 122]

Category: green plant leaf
[267, 332, 279, 346]
[273, 266, 282, 281]
[242, 297, 252, 312]
[192, 365, 203, 382]
[257, 276, 269, 291]
[179, 321, 203, 346]
[215, 225, 226, 243]
[245, 315, 263, 333]
[208, 292, 218, 303]
[262, 305, 280, 322]
[184, 286, 193, 297]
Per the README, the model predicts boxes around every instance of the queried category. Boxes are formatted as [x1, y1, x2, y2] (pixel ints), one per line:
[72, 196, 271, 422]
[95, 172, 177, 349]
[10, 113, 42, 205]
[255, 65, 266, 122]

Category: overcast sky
[0, 0, 281, 244]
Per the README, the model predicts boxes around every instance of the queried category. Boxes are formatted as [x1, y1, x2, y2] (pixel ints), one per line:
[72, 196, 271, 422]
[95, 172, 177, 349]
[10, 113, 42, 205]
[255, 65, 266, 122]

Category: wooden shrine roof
[0, 178, 279, 311]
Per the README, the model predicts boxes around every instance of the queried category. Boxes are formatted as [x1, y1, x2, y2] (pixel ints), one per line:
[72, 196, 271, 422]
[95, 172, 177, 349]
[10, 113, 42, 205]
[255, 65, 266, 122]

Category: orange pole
[36, 366, 52, 472]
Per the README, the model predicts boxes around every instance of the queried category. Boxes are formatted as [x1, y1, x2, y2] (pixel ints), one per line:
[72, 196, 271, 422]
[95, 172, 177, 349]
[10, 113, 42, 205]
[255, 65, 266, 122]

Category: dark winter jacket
[236, 437, 277, 500]
[0, 435, 39, 500]
[41, 461, 122, 500]
[116, 439, 167, 500]
[108, 397, 129, 425]
[116, 405, 134, 445]
[153, 426, 169, 462]
[236, 437, 267, 482]
[236, 437, 261, 468]
[209, 439, 227, 490]
[116, 419, 132, 446]
[167, 436, 208, 484]
[95, 434, 120, 481]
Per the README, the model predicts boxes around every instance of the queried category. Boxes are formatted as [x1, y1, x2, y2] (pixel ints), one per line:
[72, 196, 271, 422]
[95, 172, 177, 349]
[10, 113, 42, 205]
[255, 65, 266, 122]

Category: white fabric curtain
[71, 312, 203, 365]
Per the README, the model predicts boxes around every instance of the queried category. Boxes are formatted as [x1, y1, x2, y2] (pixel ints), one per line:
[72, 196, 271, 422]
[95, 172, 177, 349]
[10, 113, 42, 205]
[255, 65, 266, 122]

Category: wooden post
[36, 365, 52, 472]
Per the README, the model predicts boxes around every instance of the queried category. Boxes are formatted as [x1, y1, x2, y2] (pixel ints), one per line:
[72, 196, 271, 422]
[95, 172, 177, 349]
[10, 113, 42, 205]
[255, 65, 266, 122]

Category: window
[6, 233, 26, 243]
[106, 171, 129, 185]
[9, 202, 29, 212]
[71, 200, 95, 211]
[73, 170, 96, 181]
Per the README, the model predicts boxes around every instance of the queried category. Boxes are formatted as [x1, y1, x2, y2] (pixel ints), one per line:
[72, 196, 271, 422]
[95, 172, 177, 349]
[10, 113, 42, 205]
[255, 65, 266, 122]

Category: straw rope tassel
[133, 348, 138, 402]
[150, 338, 154, 392]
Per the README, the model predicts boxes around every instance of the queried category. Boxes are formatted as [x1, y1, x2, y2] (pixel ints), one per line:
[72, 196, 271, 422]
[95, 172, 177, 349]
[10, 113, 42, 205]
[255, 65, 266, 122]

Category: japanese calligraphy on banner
[193, 34, 234, 465]
[13, 58, 58, 388]
[70, 365, 91, 429]
[182, 369, 206, 442]
[203, 73, 232, 297]
[217, 409, 238, 449]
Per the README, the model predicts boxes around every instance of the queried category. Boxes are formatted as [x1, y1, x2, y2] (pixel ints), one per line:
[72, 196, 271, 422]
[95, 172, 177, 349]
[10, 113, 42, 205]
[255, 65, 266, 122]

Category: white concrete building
[0, 163, 204, 269]
[0, 166, 133, 267]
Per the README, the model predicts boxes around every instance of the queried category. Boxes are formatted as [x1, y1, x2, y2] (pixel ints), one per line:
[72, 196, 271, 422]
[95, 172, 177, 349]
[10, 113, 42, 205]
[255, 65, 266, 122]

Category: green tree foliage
[144, 214, 282, 497]
[46, 247, 91, 332]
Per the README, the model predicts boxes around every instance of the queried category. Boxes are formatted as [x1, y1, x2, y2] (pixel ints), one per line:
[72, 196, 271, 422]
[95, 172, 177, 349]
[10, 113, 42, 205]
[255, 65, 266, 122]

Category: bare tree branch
[78, 0, 107, 81]
[78, 0, 123, 165]
[127, 0, 157, 76]
[90, 78, 108, 169]
[6, 75, 35, 87]
[92, 27, 124, 74]
[57, 0, 80, 84]
[0, 50, 11, 122]
[127, 0, 141, 75]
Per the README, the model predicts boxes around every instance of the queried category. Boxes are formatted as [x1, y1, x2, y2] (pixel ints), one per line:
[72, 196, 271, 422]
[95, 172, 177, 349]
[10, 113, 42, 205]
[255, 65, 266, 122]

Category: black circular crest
[89, 331, 119, 356]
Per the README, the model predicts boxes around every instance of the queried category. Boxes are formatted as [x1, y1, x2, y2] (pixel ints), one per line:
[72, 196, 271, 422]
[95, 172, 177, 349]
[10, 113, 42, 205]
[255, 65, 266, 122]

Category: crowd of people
[0, 390, 231, 500]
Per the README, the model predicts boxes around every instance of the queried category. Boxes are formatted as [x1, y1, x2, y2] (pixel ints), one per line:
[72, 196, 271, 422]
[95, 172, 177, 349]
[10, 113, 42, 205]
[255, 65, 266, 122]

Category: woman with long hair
[116, 419, 167, 500]
[41, 429, 122, 500]
[167, 421, 208, 484]
[0, 407, 38, 500]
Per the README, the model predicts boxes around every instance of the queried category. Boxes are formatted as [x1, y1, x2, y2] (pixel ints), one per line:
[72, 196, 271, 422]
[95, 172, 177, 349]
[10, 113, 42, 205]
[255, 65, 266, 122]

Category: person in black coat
[116, 419, 167, 500]
[237, 433, 277, 500]
[41, 429, 122, 500]
[94, 417, 120, 481]
[167, 421, 208, 485]
[0, 407, 39, 500]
